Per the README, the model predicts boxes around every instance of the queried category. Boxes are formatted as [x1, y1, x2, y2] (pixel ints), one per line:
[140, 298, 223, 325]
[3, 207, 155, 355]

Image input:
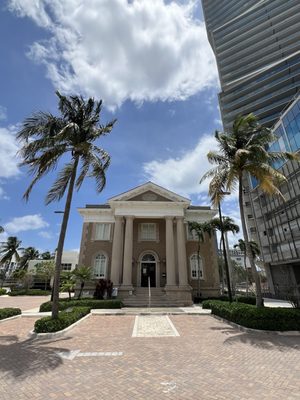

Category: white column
[165, 216, 176, 286]
[176, 217, 188, 287]
[110, 216, 123, 286]
[122, 216, 134, 287]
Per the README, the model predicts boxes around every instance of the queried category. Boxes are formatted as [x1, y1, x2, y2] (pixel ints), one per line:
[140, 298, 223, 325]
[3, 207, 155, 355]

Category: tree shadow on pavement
[210, 326, 300, 351]
[0, 335, 72, 380]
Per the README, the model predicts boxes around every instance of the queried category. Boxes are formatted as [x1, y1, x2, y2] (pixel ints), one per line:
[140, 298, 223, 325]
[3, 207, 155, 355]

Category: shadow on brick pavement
[0, 335, 72, 379]
[210, 325, 300, 351]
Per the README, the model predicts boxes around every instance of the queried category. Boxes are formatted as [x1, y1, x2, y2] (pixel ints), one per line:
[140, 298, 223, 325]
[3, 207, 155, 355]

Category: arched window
[94, 254, 107, 278]
[141, 254, 155, 262]
[190, 254, 203, 279]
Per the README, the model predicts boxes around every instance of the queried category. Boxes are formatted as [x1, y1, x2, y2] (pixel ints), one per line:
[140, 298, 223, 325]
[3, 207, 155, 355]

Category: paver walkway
[0, 295, 51, 311]
[0, 314, 299, 399]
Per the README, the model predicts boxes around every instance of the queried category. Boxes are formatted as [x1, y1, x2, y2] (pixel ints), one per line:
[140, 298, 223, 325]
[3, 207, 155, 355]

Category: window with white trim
[95, 223, 111, 240]
[139, 223, 157, 241]
[187, 226, 198, 241]
[190, 254, 203, 279]
[94, 254, 107, 278]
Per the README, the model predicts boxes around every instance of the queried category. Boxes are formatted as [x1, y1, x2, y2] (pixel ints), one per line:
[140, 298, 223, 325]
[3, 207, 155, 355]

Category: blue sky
[0, 0, 240, 254]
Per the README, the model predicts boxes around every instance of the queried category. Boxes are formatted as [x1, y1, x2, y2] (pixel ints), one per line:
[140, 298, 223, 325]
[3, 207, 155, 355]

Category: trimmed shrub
[0, 288, 7, 296]
[39, 299, 122, 312]
[202, 300, 300, 331]
[0, 308, 21, 320]
[34, 307, 90, 333]
[203, 296, 257, 305]
[8, 289, 51, 296]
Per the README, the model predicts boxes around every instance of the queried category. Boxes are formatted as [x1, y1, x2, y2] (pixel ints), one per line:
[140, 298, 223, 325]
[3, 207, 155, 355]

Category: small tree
[74, 265, 93, 299]
[36, 260, 55, 291]
[12, 269, 34, 290]
[188, 221, 214, 301]
[60, 271, 76, 300]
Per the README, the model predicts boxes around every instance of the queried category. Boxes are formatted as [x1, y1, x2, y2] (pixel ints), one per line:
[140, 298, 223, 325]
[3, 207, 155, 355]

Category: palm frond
[45, 162, 75, 204]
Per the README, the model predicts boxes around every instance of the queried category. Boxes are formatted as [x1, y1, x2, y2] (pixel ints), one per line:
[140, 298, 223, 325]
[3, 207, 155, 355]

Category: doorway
[141, 254, 156, 287]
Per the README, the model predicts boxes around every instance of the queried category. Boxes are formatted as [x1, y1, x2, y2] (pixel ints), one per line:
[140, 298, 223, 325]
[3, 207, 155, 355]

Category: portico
[78, 182, 220, 306]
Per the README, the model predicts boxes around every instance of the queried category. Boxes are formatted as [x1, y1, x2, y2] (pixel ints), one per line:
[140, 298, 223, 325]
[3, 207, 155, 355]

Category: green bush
[39, 299, 122, 312]
[0, 308, 21, 320]
[34, 307, 90, 333]
[8, 289, 51, 296]
[202, 300, 300, 331]
[203, 296, 257, 305]
[0, 288, 7, 296]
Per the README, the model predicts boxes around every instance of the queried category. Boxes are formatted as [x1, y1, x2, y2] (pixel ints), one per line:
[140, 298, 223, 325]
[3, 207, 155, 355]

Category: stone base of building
[120, 285, 193, 307]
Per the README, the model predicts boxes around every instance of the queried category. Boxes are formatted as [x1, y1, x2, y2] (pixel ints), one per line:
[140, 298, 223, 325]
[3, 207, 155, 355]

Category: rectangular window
[139, 223, 157, 241]
[190, 255, 203, 279]
[61, 263, 72, 271]
[95, 223, 111, 240]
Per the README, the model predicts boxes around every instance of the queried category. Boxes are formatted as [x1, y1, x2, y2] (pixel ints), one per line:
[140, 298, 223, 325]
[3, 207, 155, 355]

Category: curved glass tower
[202, 0, 300, 300]
[202, 0, 300, 129]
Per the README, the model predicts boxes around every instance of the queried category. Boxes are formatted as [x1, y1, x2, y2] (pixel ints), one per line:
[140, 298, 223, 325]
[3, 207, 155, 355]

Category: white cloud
[38, 231, 53, 239]
[0, 187, 9, 200]
[0, 125, 20, 179]
[8, 0, 218, 109]
[143, 134, 218, 198]
[4, 214, 49, 234]
[0, 106, 7, 121]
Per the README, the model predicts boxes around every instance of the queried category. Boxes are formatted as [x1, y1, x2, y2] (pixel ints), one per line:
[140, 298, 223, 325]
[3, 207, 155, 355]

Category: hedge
[9, 289, 51, 296]
[203, 296, 257, 305]
[39, 299, 122, 312]
[0, 308, 21, 320]
[202, 300, 300, 331]
[0, 288, 7, 296]
[34, 306, 90, 333]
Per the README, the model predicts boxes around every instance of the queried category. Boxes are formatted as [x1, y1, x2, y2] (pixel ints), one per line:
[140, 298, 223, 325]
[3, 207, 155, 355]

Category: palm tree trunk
[238, 176, 263, 307]
[219, 238, 225, 294]
[244, 254, 249, 295]
[52, 156, 79, 319]
[218, 203, 232, 302]
[78, 282, 84, 300]
[197, 241, 201, 300]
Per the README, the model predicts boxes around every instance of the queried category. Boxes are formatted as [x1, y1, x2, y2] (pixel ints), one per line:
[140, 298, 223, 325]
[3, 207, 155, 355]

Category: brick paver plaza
[0, 310, 299, 400]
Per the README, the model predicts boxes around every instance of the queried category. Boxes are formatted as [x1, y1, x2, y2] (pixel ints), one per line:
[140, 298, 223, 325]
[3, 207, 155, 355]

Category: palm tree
[60, 271, 76, 300]
[0, 236, 22, 286]
[211, 216, 239, 296]
[17, 92, 116, 318]
[201, 113, 298, 307]
[19, 247, 40, 269]
[188, 221, 214, 301]
[73, 265, 93, 299]
[41, 251, 54, 260]
[234, 239, 260, 295]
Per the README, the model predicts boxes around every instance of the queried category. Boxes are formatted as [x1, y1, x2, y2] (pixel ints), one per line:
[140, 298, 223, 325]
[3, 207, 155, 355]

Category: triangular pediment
[108, 182, 190, 203]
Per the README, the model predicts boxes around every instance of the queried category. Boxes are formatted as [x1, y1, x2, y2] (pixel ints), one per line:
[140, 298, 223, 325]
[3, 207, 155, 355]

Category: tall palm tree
[234, 238, 260, 295]
[188, 221, 214, 301]
[19, 247, 39, 269]
[201, 113, 298, 307]
[0, 236, 22, 285]
[211, 216, 239, 296]
[17, 92, 116, 318]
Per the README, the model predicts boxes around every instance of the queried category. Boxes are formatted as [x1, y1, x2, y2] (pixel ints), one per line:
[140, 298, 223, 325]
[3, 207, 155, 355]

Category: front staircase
[122, 287, 190, 307]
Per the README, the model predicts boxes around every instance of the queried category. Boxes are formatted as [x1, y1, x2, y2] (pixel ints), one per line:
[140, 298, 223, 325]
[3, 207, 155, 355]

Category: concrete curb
[212, 315, 300, 336]
[0, 314, 21, 323]
[28, 313, 92, 339]
[91, 309, 211, 316]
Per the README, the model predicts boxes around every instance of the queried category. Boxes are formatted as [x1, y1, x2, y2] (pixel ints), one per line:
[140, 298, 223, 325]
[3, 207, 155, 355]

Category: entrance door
[140, 254, 156, 287]
[141, 263, 156, 287]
